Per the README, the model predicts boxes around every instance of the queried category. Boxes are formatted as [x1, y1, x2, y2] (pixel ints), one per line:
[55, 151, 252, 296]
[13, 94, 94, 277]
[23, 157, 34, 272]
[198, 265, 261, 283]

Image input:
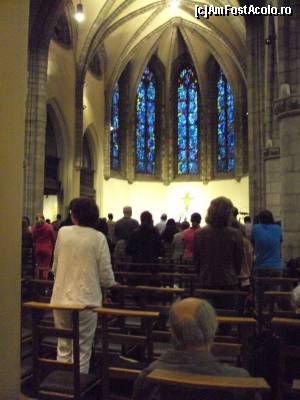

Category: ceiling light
[170, 0, 181, 12]
[75, 2, 85, 23]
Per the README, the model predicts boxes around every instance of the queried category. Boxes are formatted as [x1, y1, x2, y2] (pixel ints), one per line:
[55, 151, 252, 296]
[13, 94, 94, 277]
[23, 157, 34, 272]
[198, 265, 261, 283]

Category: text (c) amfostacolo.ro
[194, 4, 293, 20]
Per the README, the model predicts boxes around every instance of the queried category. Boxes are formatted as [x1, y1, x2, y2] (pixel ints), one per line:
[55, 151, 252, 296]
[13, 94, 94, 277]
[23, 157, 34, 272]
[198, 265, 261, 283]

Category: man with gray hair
[133, 297, 248, 400]
[291, 285, 300, 310]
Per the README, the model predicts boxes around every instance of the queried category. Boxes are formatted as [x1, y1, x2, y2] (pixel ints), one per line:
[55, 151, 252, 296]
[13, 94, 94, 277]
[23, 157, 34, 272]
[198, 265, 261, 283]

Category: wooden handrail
[94, 307, 159, 318]
[23, 301, 86, 311]
[146, 369, 269, 391]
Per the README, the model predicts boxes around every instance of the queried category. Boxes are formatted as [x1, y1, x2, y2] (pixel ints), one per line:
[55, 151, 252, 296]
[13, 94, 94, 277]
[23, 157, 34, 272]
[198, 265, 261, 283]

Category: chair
[254, 277, 298, 320]
[145, 369, 270, 400]
[23, 301, 101, 400]
[94, 307, 159, 400]
[271, 317, 300, 400]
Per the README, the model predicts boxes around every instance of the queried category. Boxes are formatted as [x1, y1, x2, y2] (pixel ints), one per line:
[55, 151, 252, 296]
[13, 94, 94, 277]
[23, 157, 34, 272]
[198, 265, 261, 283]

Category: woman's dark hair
[258, 209, 274, 224]
[140, 211, 153, 228]
[206, 197, 233, 228]
[161, 219, 178, 243]
[70, 197, 99, 228]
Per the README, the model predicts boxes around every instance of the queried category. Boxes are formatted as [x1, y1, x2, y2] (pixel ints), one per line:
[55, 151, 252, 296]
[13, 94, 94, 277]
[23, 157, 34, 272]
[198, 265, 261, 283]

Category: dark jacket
[126, 226, 164, 262]
[132, 350, 249, 400]
[193, 226, 244, 287]
[114, 217, 139, 240]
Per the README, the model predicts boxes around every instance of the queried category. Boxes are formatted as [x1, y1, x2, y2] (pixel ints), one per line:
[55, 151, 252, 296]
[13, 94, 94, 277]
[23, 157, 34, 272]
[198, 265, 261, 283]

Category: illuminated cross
[181, 192, 194, 212]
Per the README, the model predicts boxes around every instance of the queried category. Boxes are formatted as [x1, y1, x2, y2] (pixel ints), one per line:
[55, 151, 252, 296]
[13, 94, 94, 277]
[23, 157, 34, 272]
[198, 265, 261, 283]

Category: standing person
[181, 213, 201, 260]
[32, 214, 55, 279]
[52, 214, 62, 233]
[171, 221, 190, 261]
[251, 210, 283, 311]
[161, 219, 178, 258]
[107, 213, 116, 243]
[51, 197, 116, 374]
[251, 209, 283, 276]
[194, 197, 244, 290]
[127, 211, 164, 262]
[155, 213, 167, 235]
[244, 216, 253, 239]
[21, 217, 33, 278]
[114, 206, 139, 259]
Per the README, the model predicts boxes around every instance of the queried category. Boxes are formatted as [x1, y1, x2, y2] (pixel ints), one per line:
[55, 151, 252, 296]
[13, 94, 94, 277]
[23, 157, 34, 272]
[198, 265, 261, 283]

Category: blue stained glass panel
[217, 70, 235, 172]
[135, 67, 156, 174]
[177, 66, 200, 175]
[111, 83, 120, 171]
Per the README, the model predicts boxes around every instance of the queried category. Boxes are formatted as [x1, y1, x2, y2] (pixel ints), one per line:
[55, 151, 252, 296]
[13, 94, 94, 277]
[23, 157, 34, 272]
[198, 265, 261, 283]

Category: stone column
[275, 94, 300, 260]
[0, 1, 29, 398]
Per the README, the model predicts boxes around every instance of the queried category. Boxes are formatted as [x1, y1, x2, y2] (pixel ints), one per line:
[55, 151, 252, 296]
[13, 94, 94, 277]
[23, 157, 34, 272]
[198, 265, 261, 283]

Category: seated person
[132, 298, 249, 400]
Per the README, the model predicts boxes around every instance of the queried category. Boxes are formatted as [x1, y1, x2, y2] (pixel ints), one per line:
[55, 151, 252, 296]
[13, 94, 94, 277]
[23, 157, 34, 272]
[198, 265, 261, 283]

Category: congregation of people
[21, 196, 300, 400]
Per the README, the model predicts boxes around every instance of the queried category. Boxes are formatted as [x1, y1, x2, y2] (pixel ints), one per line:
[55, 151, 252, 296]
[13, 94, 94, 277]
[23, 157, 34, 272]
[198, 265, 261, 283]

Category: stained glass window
[177, 66, 199, 175]
[217, 70, 235, 172]
[136, 67, 156, 174]
[111, 83, 120, 171]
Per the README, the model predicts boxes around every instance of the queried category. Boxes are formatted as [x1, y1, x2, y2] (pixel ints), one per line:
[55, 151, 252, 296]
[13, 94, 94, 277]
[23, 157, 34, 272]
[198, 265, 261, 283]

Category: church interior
[1, 0, 300, 398]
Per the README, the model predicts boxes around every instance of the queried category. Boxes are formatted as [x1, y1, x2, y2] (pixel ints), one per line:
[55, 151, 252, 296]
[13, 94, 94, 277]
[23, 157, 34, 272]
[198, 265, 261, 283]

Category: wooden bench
[23, 301, 101, 400]
[194, 288, 250, 316]
[94, 307, 159, 400]
[263, 291, 296, 318]
[254, 277, 298, 321]
[145, 369, 269, 400]
[272, 317, 300, 400]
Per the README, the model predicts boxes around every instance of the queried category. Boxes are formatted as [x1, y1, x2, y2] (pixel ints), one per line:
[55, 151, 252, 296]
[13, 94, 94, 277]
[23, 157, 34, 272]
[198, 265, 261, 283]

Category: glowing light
[75, 3, 85, 23]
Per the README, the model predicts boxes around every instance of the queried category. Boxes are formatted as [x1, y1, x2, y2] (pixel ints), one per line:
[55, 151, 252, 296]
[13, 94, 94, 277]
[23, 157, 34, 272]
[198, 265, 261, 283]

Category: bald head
[123, 206, 132, 217]
[169, 298, 218, 351]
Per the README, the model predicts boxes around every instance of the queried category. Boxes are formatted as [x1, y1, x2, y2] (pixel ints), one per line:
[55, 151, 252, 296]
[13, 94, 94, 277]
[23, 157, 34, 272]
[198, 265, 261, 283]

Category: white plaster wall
[101, 177, 249, 224]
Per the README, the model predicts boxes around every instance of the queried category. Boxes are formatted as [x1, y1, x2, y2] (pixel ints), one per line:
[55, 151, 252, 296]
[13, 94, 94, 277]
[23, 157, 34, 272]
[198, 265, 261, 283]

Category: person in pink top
[181, 212, 201, 259]
[32, 213, 55, 279]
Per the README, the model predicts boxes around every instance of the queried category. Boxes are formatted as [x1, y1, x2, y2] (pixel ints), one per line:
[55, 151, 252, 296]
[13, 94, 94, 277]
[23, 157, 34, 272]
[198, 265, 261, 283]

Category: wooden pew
[108, 284, 185, 313]
[94, 307, 160, 400]
[114, 271, 197, 295]
[145, 369, 269, 400]
[272, 317, 300, 400]
[194, 288, 250, 316]
[23, 301, 101, 400]
[264, 291, 297, 318]
[254, 277, 298, 321]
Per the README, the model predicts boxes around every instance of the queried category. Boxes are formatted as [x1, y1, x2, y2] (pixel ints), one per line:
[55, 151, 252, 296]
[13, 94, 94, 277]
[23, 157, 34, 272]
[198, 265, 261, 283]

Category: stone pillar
[0, 1, 29, 398]
[23, 47, 48, 223]
[275, 95, 300, 260]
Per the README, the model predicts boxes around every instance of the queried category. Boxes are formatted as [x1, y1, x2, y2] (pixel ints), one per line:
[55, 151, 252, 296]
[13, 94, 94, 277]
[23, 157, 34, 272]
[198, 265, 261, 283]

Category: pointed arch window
[111, 83, 120, 171]
[176, 66, 200, 175]
[136, 66, 156, 174]
[217, 70, 235, 172]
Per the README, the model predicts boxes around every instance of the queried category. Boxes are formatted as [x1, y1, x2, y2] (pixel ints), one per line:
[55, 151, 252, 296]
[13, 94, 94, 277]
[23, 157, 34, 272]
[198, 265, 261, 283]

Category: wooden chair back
[145, 369, 270, 400]
[23, 301, 101, 400]
[271, 317, 300, 400]
[94, 307, 159, 400]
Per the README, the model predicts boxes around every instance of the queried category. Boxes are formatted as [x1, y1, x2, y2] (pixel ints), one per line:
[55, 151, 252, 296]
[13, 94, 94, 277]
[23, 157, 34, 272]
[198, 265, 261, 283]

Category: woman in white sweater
[51, 197, 116, 373]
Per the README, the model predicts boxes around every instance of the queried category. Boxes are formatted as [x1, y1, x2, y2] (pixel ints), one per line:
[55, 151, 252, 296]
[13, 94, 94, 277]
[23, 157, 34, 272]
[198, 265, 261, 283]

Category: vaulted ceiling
[73, 0, 246, 89]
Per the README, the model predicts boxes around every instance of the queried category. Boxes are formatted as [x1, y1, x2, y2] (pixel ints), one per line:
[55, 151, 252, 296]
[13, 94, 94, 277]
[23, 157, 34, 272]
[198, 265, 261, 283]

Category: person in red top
[181, 212, 201, 259]
[32, 213, 55, 279]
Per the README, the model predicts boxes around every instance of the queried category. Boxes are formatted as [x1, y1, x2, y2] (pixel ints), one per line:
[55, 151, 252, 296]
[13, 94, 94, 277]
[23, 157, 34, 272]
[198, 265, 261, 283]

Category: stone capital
[274, 94, 300, 120]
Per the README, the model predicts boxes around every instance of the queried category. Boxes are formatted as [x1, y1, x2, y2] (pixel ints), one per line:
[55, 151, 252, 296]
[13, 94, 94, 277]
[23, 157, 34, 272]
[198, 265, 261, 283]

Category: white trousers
[53, 309, 97, 374]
